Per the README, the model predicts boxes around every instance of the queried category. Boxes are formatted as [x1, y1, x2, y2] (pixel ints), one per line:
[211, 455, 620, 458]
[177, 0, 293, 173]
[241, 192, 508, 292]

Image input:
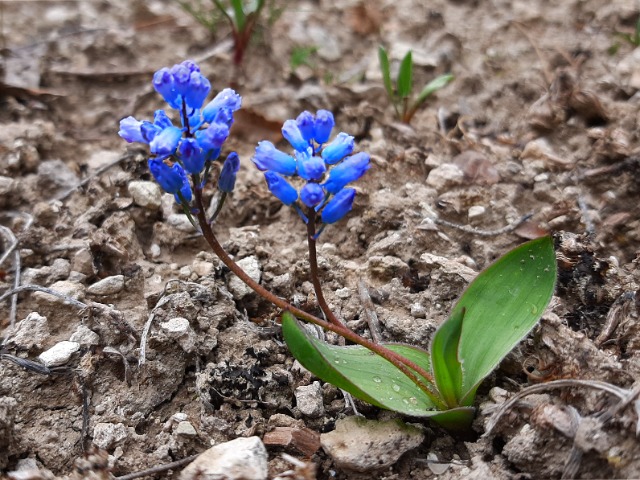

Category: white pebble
[87, 275, 124, 295]
[39, 341, 80, 367]
[128, 181, 162, 209]
[468, 205, 486, 219]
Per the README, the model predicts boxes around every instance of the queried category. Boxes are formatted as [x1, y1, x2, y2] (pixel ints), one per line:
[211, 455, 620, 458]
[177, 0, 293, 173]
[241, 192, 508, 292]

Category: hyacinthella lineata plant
[120, 61, 557, 431]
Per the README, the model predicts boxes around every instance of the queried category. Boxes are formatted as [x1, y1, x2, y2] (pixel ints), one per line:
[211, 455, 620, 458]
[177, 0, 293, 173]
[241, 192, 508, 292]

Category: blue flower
[314, 110, 334, 144]
[296, 111, 316, 143]
[282, 119, 310, 152]
[321, 132, 354, 165]
[153, 61, 212, 112]
[321, 188, 356, 224]
[119, 117, 145, 143]
[195, 123, 230, 153]
[153, 110, 173, 130]
[300, 183, 325, 207]
[179, 138, 206, 174]
[202, 88, 242, 125]
[252, 141, 296, 175]
[296, 149, 326, 181]
[153, 68, 179, 109]
[322, 152, 370, 194]
[150, 126, 183, 159]
[251, 110, 369, 226]
[264, 171, 298, 205]
[218, 152, 240, 192]
[148, 159, 185, 194]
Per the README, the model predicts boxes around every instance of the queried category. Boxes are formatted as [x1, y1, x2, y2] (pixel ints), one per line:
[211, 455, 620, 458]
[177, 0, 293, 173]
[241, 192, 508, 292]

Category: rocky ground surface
[1, 0, 640, 478]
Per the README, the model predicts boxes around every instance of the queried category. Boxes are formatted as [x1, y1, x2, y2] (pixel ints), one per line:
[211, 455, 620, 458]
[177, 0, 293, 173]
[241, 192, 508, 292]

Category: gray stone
[426, 163, 464, 191]
[179, 436, 268, 480]
[128, 181, 162, 209]
[410, 303, 426, 319]
[92, 422, 129, 450]
[295, 381, 324, 418]
[8, 312, 49, 350]
[228, 256, 261, 299]
[72, 248, 96, 277]
[167, 213, 196, 232]
[49, 258, 71, 281]
[38, 341, 80, 367]
[87, 275, 125, 295]
[175, 421, 197, 437]
[320, 416, 425, 472]
[33, 280, 85, 304]
[160, 317, 196, 353]
[70, 325, 99, 346]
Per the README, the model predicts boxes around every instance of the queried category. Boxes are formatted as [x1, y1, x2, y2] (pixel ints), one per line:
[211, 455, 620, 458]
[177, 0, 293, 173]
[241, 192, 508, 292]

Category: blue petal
[118, 116, 145, 143]
[184, 71, 211, 111]
[153, 67, 180, 109]
[296, 148, 326, 181]
[314, 110, 334, 144]
[150, 126, 183, 158]
[252, 141, 296, 175]
[321, 188, 356, 224]
[282, 119, 310, 152]
[202, 88, 242, 124]
[296, 111, 315, 142]
[300, 182, 325, 207]
[218, 152, 240, 192]
[264, 171, 298, 205]
[322, 152, 370, 194]
[195, 123, 230, 152]
[148, 159, 185, 194]
[321, 132, 354, 165]
[153, 110, 173, 130]
[179, 138, 206, 174]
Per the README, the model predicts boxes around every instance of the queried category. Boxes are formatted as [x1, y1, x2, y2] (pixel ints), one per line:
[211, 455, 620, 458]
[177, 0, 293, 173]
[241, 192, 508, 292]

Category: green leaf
[413, 73, 454, 108]
[229, 0, 247, 31]
[430, 307, 464, 408]
[452, 236, 556, 404]
[281, 313, 442, 417]
[397, 51, 413, 99]
[378, 46, 394, 100]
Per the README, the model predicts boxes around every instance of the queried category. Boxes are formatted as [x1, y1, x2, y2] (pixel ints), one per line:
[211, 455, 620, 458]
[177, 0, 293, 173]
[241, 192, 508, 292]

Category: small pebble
[128, 181, 162, 209]
[468, 205, 486, 219]
[179, 436, 268, 480]
[39, 341, 80, 367]
[410, 303, 426, 319]
[33, 280, 85, 304]
[295, 381, 324, 418]
[335, 287, 351, 299]
[87, 275, 124, 296]
[426, 163, 464, 191]
[175, 421, 197, 437]
[92, 422, 129, 450]
[70, 325, 99, 346]
[228, 256, 261, 299]
[321, 416, 424, 472]
[8, 312, 50, 350]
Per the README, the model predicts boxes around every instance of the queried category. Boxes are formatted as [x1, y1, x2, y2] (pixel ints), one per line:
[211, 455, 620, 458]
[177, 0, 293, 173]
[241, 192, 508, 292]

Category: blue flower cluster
[118, 60, 241, 203]
[252, 110, 370, 224]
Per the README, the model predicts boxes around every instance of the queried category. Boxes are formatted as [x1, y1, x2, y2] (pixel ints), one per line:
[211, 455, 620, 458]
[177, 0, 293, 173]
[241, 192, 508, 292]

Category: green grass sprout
[378, 45, 454, 124]
[177, 0, 267, 65]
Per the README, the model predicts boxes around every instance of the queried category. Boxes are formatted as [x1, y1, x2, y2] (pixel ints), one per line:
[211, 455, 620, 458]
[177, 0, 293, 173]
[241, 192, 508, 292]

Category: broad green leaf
[397, 51, 413, 99]
[426, 406, 476, 432]
[414, 73, 454, 108]
[378, 46, 394, 100]
[281, 313, 445, 417]
[453, 236, 556, 404]
[430, 307, 464, 408]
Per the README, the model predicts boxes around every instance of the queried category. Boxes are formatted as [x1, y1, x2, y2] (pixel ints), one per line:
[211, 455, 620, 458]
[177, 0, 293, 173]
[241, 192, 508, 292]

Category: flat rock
[8, 312, 49, 350]
[426, 163, 464, 191]
[179, 436, 268, 480]
[320, 416, 425, 472]
[38, 341, 80, 367]
[33, 280, 85, 304]
[87, 275, 125, 295]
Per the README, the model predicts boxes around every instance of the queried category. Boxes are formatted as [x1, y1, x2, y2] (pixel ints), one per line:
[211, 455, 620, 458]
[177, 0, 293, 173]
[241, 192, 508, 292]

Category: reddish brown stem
[306, 209, 342, 327]
[192, 187, 444, 408]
